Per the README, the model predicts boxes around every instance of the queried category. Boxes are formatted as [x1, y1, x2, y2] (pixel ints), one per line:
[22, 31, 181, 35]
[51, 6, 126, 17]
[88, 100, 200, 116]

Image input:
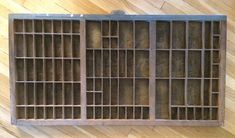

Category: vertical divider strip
[185, 21, 189, 120]
[52, 20, 55, 119]
[32, 20, 36, 119]
[61, 20, 65, 119]
[149, 21, 156, 120]
[71, 21, 74, 119]
[169, 21, 173, 119]
[133, 21, 135, 118]
[201, 21, 205, 118]
[23, 19, 27, 118]
[42, 20, 46, 119]
[210, 21, 213, 120]
[80, 19, 86, 120]
[101, 20, 103, 119]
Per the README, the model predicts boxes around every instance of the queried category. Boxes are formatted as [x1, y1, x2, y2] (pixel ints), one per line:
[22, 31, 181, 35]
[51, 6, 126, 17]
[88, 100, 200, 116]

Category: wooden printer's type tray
[9, 14, 226, 125]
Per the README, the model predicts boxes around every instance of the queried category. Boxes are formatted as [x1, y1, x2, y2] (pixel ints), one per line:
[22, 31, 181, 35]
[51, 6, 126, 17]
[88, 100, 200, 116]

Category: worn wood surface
[1, 0, 235, 137]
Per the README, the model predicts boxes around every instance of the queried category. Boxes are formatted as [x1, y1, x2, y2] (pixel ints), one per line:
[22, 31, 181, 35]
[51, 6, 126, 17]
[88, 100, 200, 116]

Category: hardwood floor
[0, 0, 235, 137]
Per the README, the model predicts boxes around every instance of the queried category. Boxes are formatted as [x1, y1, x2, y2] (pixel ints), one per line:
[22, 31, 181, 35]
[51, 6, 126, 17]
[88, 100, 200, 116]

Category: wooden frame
[9, 14, 226, 126]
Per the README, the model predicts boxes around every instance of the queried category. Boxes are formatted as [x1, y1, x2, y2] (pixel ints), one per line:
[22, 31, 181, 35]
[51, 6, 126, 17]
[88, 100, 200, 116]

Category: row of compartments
[16, 106, 81, 119]
[14, 20, 80, 33]
[16, 59, 80, 81]
[86, 21, 149, 49]
[171, 107, 218, 120]
[15, 34, 80, 57]
[87, 50, 149, 77]
[87, 78, 149, 105]
[87, 106, 149, 119]
[156, 21, 220, 49]
[156, 50, 220, 78]
[16, 83, 81, 105]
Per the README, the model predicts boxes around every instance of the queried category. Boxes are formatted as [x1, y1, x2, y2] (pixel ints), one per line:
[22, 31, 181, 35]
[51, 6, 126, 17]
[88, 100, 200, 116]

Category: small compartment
[64, 59, 72, 81]
[171, 79, 184, 105]
[156, 21, 170, 49]
[36, 83, 43, 105]
[111, 79, 118, 105]
[72, 35, 80, 57]
[35, 35, 43, 57]
[87, 79, 93, 91]
[212, 94, 218, 106]
[142, 107, 149, 119]
[135, 51, 149, 77]
[87, 93, 93, 105]
[16, 59, 24, 81]
[127, 107, 133, 119]
[87, 107, 93, 119]
[63, 35, 72, 57]
[172, 51, 185, 77]
[27, 107, 34, 119]
[45, 83, 53, 105]
[64, 107, 72, 119]
[95, 50, 101, 77]
[34, 20, 42, 32]
[86, 21, 101, 48]
[111, 107, 118, 119]
[46, 107, 53, 119]
[127, 50, 134, 77]
[203, 108, 210, 120]
[103, 38, 109, 48]
[73, 83, 80, 105]
[73, 60, 80, 81]
[111, 38, 117, 48]
[213, 37, 220, 49]
[64, 83, 72, 105]
[212, 108, 218, 120]
[135, 107, 141, 119]
[188, 51, 201, 77]
[205, 21, 211, 49]
[103, 50, 110, 77]
[45, 59, 53, 81]
[213, 51, 220, 63]
[119, 79, 133, 105]
[86, 50, 93, 77]
[212, 79, 219, 92]
[102, 21, 109, 36]
[119, 21, 133, 48]
[17, 107, 25, 119]
[55, 83, 62, 105]
[135, 21, 149, 49]
[53, 20, 62, 33]
[204, 51, 211, 77]
[26, 59, 34, 81]
[172, 21, 186, 49]
[36, 59, 43, 81]
[213, 65, 219, 78]
[15, 34, 24, 57]
[171, 107, 178, 119]
[204, 79, 210, 105]
[14, 20, 23, 32]
[111, 21, 117, 36]
[44, 35, 52, 57]
[54, 59, 62, 81]
[187, 79, 201, 105]
[103, 79, 110, 105]
[25, 35, 33, 57]
[36, 107, 44, 119]
[119, 50, 125, 77]
[95, 107, 102, 119]
[179, 107, 186, 120]
[44, 20, 52, 33]
[72, 20, 80, 33]
[188, 21, 202, 49]
[103, 107, 110, 119]
[63, 20, 71, 33]
[213, 21, 220, 34]
[55, 107, 62, 119]
[187, 107, 194, 120]
[54, 35, 62, 57]
[95, 93, 101, 105]
[156, 51, 169, 77]
[73, 107, 81, 119]
[16, 83, 25, 105]
[195, 108, 202, 120]
[135, 79, 149, 105]
[155, 79, 169, 119]
[111, 50, 118, 77]
[119, 107, 125, 119]
[25, 20, 33, 32]
[95, 78, 102, 91]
